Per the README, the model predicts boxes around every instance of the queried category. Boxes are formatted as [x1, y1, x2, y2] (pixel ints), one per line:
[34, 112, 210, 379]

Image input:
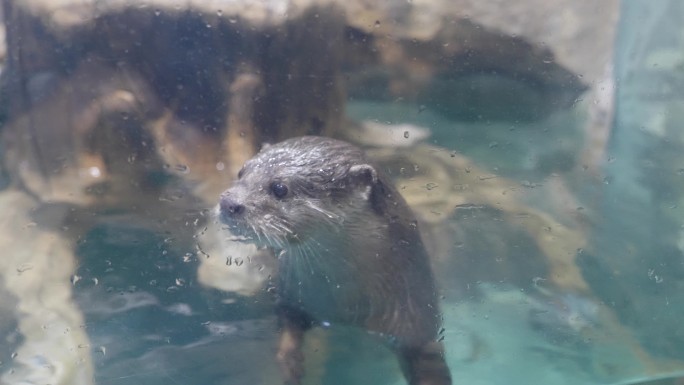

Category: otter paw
[276, 347, 304, 384]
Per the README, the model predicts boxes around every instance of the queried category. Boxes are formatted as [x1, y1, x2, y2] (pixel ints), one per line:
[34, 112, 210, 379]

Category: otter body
[219, 136, 451, 385]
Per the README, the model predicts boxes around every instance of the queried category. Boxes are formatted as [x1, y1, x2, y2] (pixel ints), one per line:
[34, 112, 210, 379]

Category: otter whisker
[291, 241, 314, 277]
[271, 233, 287, 250]
[276, 235, 288, 250]
[262, 229, 279, 249]
[302, 237, 325, 268]
[305, 201, 342, 225]
[279, 217, 295, 229]
[270, 220, 293, 235]
[248, 223, 262, 243]
[301, 241, 319, 276]
[264, 223, 288, 249]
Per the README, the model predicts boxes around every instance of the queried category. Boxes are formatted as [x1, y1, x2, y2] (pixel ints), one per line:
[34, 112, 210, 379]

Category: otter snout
[219, 193, 245, 216]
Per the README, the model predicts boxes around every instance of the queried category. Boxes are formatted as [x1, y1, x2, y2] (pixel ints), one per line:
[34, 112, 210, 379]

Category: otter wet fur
[218, 136, 452, 385]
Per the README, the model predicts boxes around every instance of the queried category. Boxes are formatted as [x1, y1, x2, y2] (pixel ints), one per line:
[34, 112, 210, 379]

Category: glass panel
[0, 1, 683, 385]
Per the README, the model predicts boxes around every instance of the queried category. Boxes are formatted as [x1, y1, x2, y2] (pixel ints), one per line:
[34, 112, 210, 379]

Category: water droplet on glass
[71, 275, 82, 285]
[216, 9, 223, 16]
[10, 352, 17, 359]
[403, 131, 410, 139]
[374, 20, 381, 27]
[418, 104, 426, 113]
[196, 243, 210, 258]
[16, 263, 33, 274]
[425, 182, 438, 190]
[86, 168, 104, 182]
[154, 9, 161, 16]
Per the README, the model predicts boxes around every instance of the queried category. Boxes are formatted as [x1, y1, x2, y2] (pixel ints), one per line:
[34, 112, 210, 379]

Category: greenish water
[3, 1, 684, 385]
[71, 213, 683, 385]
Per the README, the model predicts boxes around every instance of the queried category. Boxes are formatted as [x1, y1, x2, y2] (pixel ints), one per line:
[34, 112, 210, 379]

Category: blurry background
[0, 1, 683, 384]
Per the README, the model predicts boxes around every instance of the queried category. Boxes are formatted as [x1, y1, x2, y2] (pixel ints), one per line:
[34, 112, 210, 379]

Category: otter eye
[270, 182, 289, 199]
[237, 168, 245, 179]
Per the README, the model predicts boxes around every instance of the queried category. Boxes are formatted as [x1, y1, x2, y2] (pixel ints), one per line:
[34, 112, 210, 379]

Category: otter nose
[220, 194, 245, 215]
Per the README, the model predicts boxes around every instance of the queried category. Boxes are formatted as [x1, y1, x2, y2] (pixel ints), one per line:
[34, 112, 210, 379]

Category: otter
[218, 136, 451, 385]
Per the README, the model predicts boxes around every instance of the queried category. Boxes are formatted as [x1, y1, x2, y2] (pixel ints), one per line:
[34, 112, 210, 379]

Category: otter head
[218, 136, 379, 249]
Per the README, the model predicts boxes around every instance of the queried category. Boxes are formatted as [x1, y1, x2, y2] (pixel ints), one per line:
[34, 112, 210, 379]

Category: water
[2, 1, 684, 384]
[55, 217, 684, 385]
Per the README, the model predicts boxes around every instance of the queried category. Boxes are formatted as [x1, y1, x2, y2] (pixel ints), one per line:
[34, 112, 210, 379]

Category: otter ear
[259, 142, 272, 152]
[348, 164, 378, 200]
